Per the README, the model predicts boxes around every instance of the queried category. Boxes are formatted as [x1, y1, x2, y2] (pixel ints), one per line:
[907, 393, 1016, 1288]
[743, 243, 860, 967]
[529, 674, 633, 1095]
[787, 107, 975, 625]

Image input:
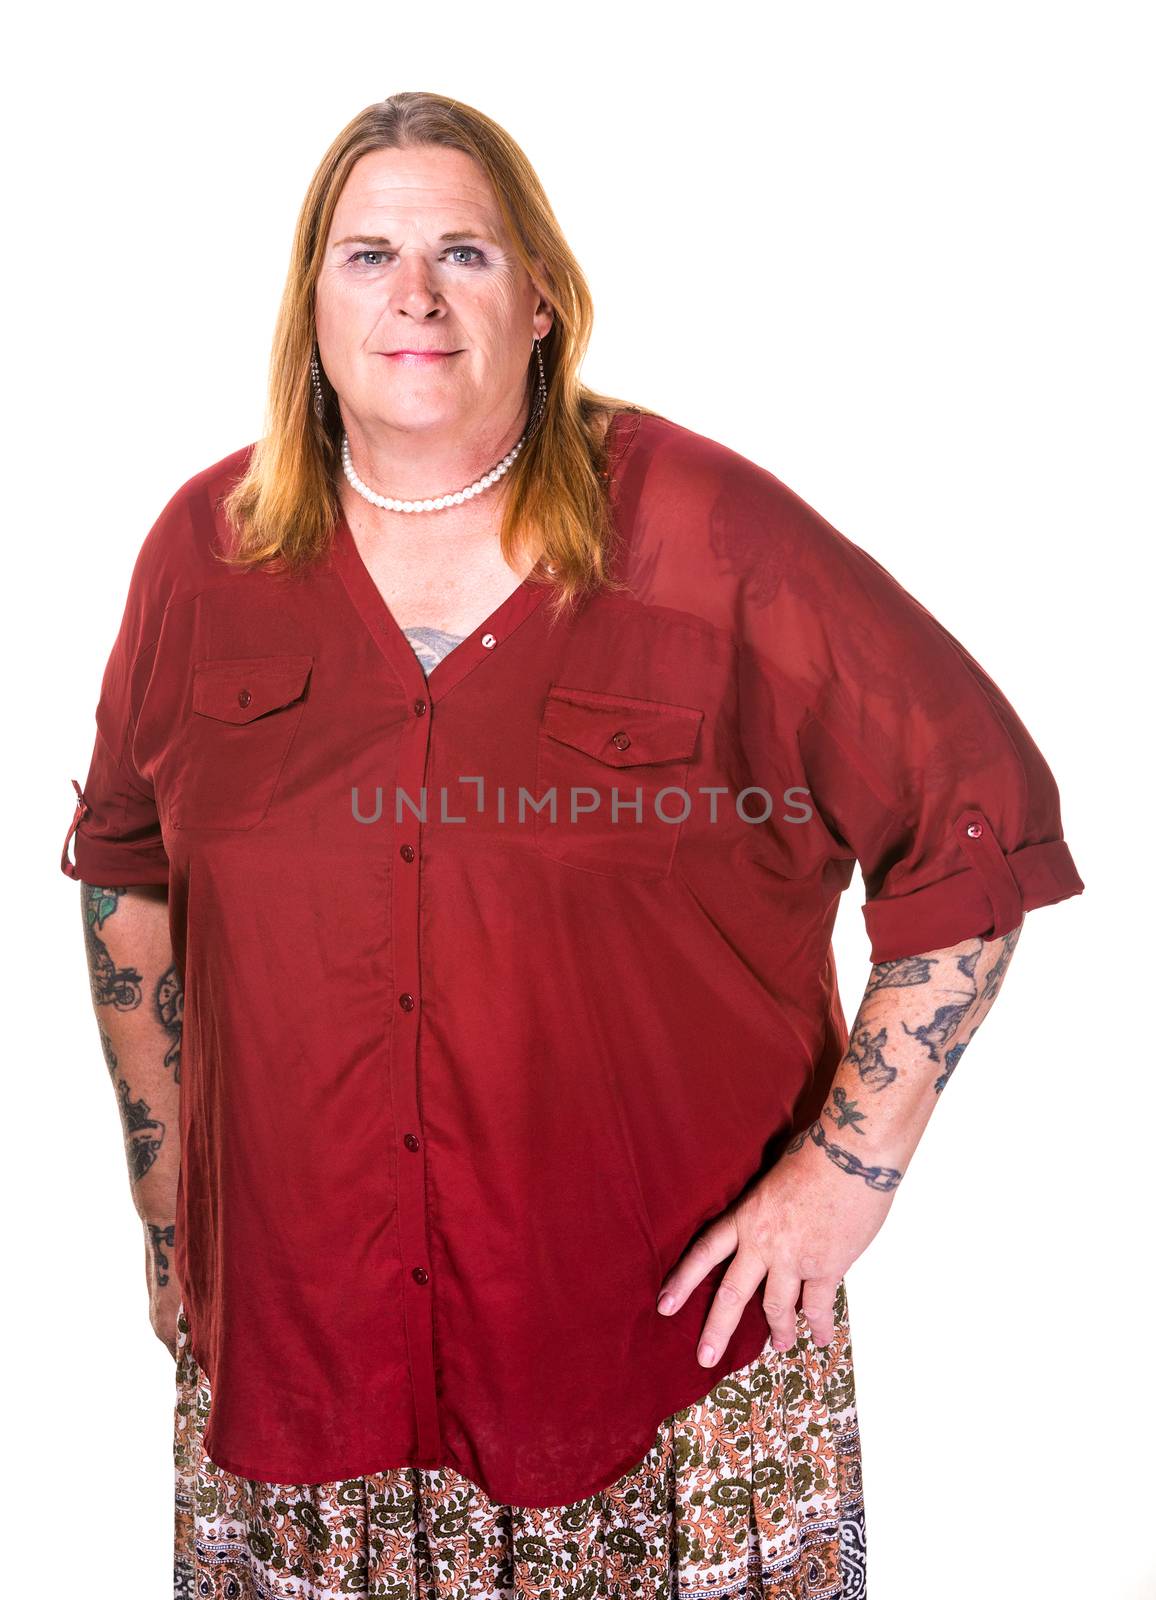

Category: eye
[345, 247, 488, 268]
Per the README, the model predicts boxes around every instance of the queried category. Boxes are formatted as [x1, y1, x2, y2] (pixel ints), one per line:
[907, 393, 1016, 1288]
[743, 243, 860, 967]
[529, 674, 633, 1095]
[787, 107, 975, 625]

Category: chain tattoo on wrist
[785, 1118, 905, 1190]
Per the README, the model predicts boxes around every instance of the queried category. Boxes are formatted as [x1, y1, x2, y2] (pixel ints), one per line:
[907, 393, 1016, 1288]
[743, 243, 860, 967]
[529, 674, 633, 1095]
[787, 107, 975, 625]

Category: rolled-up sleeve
[739, 483, 1084, 963]
[60, 528, 173, 888]
[61, 722, 169, 886]
[797, 685, 1083, 963]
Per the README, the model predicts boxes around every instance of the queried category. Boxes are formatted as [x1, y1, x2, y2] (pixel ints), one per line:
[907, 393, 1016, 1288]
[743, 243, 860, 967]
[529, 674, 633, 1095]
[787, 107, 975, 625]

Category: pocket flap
[541, 686, 703, 767]
[192, 655, 314, 724]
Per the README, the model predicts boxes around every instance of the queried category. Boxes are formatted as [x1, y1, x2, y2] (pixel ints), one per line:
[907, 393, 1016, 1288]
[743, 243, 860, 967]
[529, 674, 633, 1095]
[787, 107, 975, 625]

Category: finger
[800, 1277, 840, 1347]
[656, 1216, 737, 1316]
[799, 1276, 839, 1347]
[696, 1245, 767, 1368]
[762, 1271, 804, 1351]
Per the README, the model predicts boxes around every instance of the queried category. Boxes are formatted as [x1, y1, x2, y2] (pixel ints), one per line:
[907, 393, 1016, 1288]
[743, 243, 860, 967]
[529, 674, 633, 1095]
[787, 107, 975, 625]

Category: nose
[388, 254, 446, 319]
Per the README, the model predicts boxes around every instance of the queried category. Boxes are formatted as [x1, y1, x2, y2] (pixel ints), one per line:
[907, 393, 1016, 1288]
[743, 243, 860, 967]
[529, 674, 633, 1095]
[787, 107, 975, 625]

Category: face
[314, 144, 554, 439]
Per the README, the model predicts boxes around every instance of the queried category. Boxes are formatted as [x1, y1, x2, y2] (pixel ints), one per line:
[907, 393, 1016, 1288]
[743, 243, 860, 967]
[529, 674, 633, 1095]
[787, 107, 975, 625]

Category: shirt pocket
[532, 685, 704, 879]
[172, 654, 314, 831]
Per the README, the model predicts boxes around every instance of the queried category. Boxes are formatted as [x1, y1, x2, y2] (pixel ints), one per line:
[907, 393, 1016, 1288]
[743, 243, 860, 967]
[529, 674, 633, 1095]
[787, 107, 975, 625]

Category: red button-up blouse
[59, 409, 1084, 1507]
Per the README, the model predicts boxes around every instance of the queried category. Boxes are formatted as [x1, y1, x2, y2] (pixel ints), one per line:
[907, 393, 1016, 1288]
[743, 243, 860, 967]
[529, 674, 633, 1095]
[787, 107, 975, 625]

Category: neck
[341, 407, 530, 505]
[337, 465, 517, 553]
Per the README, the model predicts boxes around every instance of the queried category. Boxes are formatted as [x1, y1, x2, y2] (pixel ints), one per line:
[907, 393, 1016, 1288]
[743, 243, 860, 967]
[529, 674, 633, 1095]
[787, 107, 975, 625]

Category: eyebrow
[330, 231, 499, 250]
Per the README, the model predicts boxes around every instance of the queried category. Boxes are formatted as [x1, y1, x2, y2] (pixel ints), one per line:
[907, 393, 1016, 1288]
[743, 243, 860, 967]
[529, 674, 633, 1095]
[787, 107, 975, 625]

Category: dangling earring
[310, 347, 326, 423]
[527, 335, 548, 431]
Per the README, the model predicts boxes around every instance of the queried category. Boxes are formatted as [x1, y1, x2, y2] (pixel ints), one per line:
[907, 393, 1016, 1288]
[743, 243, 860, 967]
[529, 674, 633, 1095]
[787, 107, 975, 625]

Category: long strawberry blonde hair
[219, 91, 659, 621]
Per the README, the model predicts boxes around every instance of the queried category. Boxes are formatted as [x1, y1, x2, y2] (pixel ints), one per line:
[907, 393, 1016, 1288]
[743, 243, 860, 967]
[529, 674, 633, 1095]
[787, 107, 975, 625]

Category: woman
[61, 93, 1084, 1599]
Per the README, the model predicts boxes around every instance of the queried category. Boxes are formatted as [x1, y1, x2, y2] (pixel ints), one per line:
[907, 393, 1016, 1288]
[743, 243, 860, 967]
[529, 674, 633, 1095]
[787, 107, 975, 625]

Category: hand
[655, 1131, 898, 1366]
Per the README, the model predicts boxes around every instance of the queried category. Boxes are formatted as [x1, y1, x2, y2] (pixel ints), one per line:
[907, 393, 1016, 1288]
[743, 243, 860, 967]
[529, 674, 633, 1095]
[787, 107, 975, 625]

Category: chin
[381, 399, 471, 431]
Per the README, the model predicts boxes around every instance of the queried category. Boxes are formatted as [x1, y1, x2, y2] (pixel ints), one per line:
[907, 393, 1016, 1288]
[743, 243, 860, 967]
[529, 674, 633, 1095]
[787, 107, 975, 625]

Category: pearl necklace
[334, 334, 549, 514]
[340, 426, 531, 514]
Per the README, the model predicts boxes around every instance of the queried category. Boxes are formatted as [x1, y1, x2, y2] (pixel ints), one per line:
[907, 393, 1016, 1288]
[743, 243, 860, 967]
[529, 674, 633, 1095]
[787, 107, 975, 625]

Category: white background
[7, 2, 1150, 1595]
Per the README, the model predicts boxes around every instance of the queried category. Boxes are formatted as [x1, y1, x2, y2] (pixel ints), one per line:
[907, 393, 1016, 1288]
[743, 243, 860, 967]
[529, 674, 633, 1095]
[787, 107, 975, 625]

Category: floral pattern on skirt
[174, 1279, 866, 1599]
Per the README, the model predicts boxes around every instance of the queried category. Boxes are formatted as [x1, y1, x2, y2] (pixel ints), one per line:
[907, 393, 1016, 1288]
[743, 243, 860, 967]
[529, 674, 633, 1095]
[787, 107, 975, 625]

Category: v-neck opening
[332, 507, 553, 703]
[330, 408, 642, 704]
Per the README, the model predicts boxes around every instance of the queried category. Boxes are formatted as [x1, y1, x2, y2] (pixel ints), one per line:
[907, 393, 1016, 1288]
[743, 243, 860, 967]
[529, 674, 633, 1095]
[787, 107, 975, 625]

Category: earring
[310, 348, 326, 423]
[528, 335, 548, 430]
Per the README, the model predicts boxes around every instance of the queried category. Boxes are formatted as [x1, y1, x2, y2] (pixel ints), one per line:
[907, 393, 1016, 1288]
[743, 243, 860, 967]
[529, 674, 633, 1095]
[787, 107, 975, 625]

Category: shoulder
[135, 442, 257, 578]
[630, 411, 847, 542]
[120, 442, 258, 649]
[142, 441, 256, 563]
[625, 411, 863, 608]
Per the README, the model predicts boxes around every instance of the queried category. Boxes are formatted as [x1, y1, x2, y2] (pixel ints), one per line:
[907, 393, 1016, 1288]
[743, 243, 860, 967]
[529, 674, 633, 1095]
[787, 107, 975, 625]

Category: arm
[79, 881, 184, 1356]
[788, 922, 1022, 1191]
[656, 924, 1023, 1364]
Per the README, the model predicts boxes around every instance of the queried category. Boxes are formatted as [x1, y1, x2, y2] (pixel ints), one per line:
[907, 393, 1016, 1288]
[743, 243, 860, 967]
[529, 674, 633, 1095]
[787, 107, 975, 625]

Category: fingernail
[657, 1292, 676, 1314]
[699, 1343, 716, 1365]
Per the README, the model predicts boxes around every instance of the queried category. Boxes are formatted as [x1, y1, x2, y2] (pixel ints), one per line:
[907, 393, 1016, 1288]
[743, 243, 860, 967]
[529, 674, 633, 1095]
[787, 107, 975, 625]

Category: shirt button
[412, 1265, 429, 1285]
[481, 633, 496, 649]
[611, 731, 631, 750]
[400, 844, 415, 862]
[238, 688, 252, 709]
[413, 698, 428, 716]
[966, 822, 983, 838]
[403, 1132, 420, 1151]
[399, 992, 416, 1011]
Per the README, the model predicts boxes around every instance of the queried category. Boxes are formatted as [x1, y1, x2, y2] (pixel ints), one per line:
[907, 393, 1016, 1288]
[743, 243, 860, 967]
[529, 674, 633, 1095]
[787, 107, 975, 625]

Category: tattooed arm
[788, 922, 1022, 1188]
[79, 882, 184, 1355]
[658, 923, 1023, 1365]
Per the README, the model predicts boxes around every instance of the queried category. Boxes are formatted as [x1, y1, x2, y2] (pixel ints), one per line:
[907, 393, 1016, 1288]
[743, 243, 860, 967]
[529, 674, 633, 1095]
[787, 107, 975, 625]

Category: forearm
[79, 883, 182, 1272]
[788, 923, 1023, 1188]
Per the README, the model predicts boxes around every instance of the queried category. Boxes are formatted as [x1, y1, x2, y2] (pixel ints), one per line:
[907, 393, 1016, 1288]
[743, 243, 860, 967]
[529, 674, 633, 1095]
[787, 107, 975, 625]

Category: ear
[527, 257, 556, 338]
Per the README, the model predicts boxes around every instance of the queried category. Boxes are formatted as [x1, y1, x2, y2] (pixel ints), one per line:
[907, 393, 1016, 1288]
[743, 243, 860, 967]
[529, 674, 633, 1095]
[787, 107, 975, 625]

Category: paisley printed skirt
[174, 1280, 866, 1599]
